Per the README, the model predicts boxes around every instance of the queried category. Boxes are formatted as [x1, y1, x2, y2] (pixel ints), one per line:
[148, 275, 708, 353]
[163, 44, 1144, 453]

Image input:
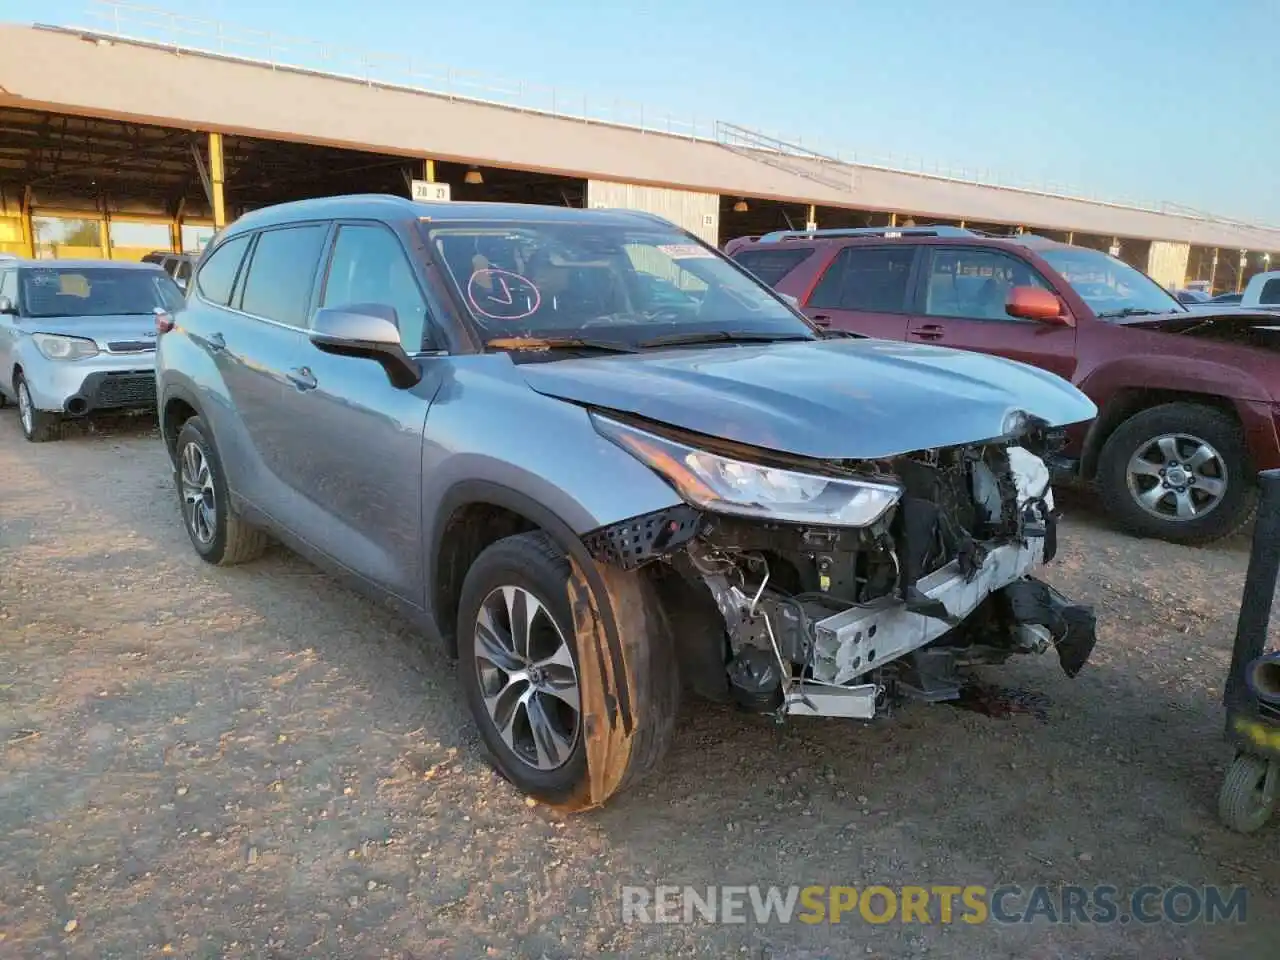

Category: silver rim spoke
[474, 584, 580, 771]
[527, 692, 574, 769]
[18, 384, 32, 433]
[1126, 432, 1227, 523]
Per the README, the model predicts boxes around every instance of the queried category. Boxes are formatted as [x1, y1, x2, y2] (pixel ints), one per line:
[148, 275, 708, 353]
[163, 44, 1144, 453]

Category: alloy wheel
[17, 381, 33, 436]
[180, 441, 217, 545]
[473, 585, 581, 771]
[1126, 433, 1227, 522]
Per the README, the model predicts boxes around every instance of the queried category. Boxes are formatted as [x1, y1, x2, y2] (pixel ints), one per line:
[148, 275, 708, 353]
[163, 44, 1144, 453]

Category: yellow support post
[1237, 250, 1248, 293]
[889, 212, 897, 227]
[100, 200, 111, 260]
[806, 204, 817, 232]
[20, 186, 33, 258]
[424, 159, 436, 183]
[209, 132, 227, 230]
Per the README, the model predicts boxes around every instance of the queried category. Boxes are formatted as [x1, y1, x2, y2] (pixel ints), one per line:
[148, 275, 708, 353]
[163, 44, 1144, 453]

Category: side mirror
[1006, 285, 1072, 325]
[309, 304, 422, 389]
[0, 296, 15, 316]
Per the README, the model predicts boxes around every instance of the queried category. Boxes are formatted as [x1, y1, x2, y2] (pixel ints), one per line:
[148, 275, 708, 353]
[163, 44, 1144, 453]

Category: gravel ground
[1, 411, 1278, 960]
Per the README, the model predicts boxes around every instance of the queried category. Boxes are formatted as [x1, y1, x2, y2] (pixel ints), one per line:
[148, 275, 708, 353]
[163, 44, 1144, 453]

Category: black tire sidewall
[1098, 404, 1253, 543]
[456, 533, 589, 802]
[174, 417, 232, 563]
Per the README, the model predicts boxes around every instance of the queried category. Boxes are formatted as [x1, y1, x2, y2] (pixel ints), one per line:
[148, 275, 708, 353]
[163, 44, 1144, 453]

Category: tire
[456, 531, 677, 807]
[174, 416, 267, 566]
[1217, 753, 1277, 834]
[1096, 402, 1256, 545]
[14, 374, 61, 443]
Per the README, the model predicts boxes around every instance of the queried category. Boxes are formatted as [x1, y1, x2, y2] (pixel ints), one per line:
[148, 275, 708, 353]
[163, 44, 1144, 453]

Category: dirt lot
[1, 411, 1277, 960]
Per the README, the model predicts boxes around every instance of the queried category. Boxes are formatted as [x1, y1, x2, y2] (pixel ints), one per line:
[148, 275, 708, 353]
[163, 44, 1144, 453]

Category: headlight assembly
[32, 333, 99, 361]
[592, 413, 902, 527]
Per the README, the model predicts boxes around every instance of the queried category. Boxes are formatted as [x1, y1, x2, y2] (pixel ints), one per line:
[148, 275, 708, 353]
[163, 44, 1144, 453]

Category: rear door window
[1259, 278, 1280, 305]
[174, 259, 193, 285]
[731, 247, 815, 288]
[238, 224, 329, 326]
[807, 246, 916, 312]
[195, 234, 251, 306]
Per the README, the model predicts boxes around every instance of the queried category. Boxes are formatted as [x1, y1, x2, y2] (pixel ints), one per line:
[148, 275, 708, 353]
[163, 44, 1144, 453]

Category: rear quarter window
[195, 234, 251, 306]
[1260, 278, 1280, 305]
[731, 247, 815, 288]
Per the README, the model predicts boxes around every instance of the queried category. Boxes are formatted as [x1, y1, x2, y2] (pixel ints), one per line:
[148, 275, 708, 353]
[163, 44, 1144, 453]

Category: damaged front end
[584, 412, 1098, 721]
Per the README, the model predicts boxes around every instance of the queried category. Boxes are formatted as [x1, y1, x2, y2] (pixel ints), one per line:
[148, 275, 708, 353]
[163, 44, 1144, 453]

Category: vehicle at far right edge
[727, 227, 1280, 545]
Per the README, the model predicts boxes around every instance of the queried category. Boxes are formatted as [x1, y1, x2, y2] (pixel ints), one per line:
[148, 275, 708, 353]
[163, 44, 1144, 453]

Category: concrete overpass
[0, 9, 1276, 292]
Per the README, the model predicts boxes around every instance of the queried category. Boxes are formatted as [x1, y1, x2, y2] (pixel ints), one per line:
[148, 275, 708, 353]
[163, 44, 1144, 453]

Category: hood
[1115, 308, 1280, 348]
[519, 338, 1098, 460]
[20, 313, 160, 349]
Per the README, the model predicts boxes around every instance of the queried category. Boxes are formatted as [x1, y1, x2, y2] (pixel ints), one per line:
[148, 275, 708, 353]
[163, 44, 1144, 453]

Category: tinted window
[732, 247, 815, 287]
[175, 259, 193, 284]
[321, 224, 430, 351]
[1260, 278, 1280, 305]
[239, 225, 328, 326]
[923, 248, 1050, 321]
[0, 269, 15, 302]
[195, 234, 251, 306]
[808, 246, 915, 312]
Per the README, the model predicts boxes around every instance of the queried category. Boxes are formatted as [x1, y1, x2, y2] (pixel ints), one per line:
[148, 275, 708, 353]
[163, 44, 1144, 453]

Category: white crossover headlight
[592, 413, 902, 527]
[32, 333, 99, 361]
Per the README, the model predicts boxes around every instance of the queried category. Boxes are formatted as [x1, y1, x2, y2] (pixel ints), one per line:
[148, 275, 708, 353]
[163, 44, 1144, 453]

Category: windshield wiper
[1096, 307, 1164, 319]
[484, 336, 639, 354]
[637, 330, 815, 348]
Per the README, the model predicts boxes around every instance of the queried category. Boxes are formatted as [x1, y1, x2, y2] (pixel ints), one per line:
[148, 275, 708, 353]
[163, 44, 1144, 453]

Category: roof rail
[756, 226, 980, 243]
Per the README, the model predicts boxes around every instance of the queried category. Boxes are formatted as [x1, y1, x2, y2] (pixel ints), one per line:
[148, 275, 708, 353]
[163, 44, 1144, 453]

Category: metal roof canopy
[0, 20, 1276, 251]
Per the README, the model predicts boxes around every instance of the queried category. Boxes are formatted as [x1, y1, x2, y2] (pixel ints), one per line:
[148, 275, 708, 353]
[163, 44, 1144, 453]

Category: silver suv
[0, 259, 184, 442]
[156, 195, 1101, 809]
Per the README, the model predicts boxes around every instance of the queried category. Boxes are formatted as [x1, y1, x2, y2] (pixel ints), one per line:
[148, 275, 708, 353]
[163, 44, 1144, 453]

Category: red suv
[726, 227, 1280, 545]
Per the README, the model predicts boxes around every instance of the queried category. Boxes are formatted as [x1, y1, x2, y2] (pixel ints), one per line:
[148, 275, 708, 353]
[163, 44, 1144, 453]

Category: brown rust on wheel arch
[557, 555, 679, 811]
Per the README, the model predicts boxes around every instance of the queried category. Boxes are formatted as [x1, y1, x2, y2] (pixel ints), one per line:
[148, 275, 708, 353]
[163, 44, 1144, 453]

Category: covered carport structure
[1, 13, 1279, 290]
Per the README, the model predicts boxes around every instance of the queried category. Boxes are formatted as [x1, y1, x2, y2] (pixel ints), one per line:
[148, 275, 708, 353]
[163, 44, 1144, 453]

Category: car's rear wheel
[174, 416, 268, 565]
[14, 374, 61, 443]
[457, 531, 677, 807]
[1097, 402, 1255, 544]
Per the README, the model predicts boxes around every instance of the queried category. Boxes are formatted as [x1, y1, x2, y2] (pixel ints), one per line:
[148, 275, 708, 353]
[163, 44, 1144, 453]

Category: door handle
[912, 324, 945, 340]
[810, 313, 833, 328]
[287, 366, 318, 391]
[207, 332, 226, 352]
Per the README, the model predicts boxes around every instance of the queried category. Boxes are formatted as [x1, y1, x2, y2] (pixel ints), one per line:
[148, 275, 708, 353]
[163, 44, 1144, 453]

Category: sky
[10, 0, 1279, 223]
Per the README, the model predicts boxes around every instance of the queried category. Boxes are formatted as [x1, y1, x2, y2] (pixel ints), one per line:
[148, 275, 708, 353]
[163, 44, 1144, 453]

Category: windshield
[1039, 248, 1183, 318]
[19, 266, 185, 319]
[427, 221, 815, 346]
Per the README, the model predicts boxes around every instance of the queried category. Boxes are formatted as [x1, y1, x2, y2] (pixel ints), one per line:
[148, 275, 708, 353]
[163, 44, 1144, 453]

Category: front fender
[1078, 354, 1272, 408]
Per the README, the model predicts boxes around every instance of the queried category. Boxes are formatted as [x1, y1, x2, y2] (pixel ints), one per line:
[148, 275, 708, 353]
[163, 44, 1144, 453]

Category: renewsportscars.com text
[620, 884, 1248, 926]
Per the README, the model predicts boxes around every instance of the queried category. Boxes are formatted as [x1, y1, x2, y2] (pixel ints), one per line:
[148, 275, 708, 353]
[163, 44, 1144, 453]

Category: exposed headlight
[32, 333, 99, 361]
[592, 413, 902, 527]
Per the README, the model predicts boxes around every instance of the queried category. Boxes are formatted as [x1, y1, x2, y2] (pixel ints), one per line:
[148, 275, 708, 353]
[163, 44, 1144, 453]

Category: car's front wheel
[14, 374, 61, 443]
[1097, 402, 1255, 544]
[456, 531, 678, 808]
[174, 416, 268, 565]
